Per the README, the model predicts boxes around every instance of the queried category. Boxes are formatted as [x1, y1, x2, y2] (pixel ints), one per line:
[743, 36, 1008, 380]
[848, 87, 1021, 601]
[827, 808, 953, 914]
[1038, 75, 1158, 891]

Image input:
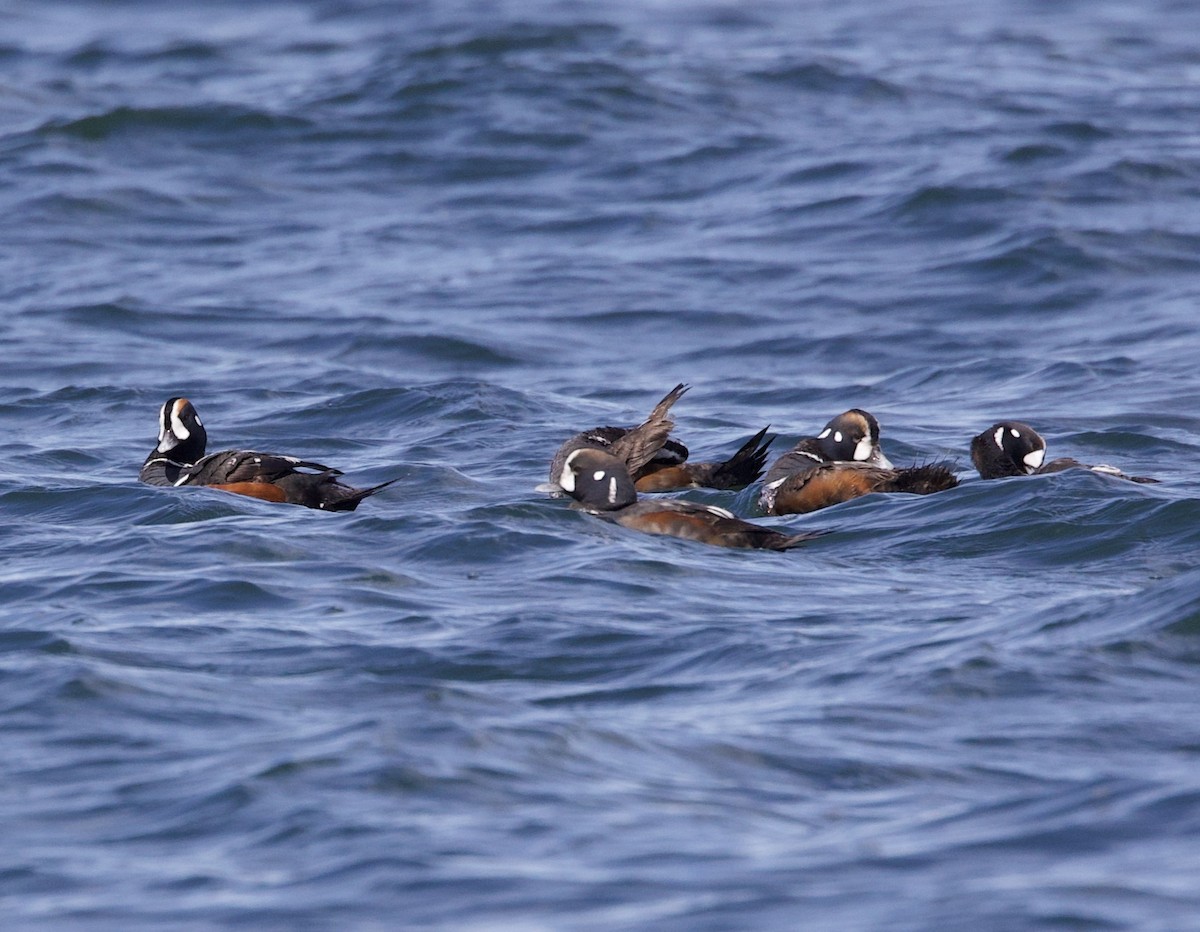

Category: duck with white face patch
[970, 421, 1158, 483]
[758, 408, 957, 515]
[970, 422, 1046, 477]
[139, 397, 400, 511]
[543, 383, 774, 496]
[556, 447, 822, 551]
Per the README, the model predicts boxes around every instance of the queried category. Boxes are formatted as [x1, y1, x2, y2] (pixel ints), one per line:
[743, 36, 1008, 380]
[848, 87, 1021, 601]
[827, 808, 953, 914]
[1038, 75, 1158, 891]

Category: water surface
[3, 1, 1200, 928]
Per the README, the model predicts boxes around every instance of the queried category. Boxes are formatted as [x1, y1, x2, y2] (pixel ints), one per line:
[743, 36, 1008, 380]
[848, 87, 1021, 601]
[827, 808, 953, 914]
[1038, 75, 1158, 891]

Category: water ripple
[4, 0, 1200, 928]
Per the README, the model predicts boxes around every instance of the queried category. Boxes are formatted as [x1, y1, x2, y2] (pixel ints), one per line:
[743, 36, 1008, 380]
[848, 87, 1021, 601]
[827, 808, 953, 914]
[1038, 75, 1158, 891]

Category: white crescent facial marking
[817, 428, 831, 439]
[993, 427, 1006, 449]
[593, 470, 606, 481]
[1023, 448, 1045, 471]
[156, 402, 186, 453]
[559, 450, 584, 492]
[608, 477, 618, 503]
[170, 404, 190, 441]
[853, 437, 874, 462]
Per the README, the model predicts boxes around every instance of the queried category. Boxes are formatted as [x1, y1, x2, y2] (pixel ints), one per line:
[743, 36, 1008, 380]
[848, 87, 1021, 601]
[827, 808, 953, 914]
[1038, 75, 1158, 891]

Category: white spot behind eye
[993, 427, 1005, 449]
[1023, 448, 1045, 471]
[833, 431, 843, 443]
[593, 470, 606, 481]
[608, 477, 618, 503]
[817, 428, 831, 439]
[1010, 428, 1021, 438]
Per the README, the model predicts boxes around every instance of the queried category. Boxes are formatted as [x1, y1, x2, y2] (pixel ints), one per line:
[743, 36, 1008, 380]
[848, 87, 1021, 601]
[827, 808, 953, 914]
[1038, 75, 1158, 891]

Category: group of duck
[141, 389, 1157, 552]
[536, 384, 1156, 550]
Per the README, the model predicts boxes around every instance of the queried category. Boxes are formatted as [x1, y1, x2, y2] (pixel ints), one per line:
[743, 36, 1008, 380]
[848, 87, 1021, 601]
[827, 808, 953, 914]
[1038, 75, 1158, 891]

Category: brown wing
[205, 481, 289, 503]
[634, 464, 699, 492]
[612, 499, 820, 551]
[766, 463, 894, 515]
[547, 385, 690, 486]
[607, 383, 688, 475]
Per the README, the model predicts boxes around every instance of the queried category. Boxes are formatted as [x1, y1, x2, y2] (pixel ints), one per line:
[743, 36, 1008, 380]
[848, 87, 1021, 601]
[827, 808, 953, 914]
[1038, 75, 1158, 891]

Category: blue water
[4, 0, 1200, 927]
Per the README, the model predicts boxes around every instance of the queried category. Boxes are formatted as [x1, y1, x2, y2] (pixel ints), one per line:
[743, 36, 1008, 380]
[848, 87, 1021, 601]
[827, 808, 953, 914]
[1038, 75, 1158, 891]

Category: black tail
[707, 426, 773, 490]
[882, 462, 958, 496]
[324, 476, 401, 512]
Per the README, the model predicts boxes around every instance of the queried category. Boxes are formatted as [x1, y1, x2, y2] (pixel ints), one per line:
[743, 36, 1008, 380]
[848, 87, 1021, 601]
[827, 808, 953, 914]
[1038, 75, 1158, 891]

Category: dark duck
[556, 448, 821, 551]
[758, 408, 957, 515]
[546, 384, 772, 494]
[140, 397, 399, 511]
[970, 421, 1157, 483]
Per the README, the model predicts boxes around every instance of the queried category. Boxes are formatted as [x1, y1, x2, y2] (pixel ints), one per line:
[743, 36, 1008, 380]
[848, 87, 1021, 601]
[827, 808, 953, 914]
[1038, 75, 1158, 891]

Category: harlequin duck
[557, 448, 821, 551]
[546, 383, 772, 493]
[140, 397, 399, 511]
[759, 408, 957, 515]
[970, 421, 1158, 483]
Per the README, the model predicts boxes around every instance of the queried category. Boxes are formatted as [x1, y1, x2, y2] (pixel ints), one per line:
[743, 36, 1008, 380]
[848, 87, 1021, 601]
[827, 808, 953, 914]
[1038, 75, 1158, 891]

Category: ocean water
[3, 0, 1200, 928]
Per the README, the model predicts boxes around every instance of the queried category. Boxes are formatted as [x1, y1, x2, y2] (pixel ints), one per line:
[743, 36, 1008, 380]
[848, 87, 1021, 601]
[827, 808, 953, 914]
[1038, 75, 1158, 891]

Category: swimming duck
[140, 397, 398, 511]
[557, 448, 821, 551]
[970, 421, 1157, 483]
[759, 409, 957, 515]
[547, 383, 772, 493]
